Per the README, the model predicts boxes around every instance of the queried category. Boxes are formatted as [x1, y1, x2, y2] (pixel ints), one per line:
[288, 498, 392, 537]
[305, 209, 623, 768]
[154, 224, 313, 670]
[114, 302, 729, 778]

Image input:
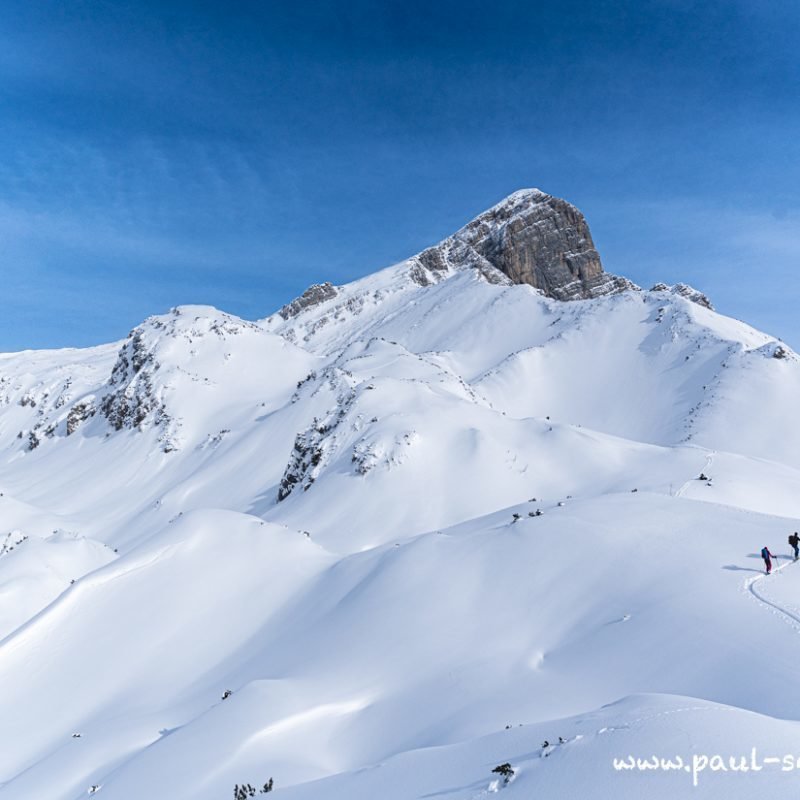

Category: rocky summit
[277, 189, 641, 325]
[412, 188, 637, 299]
[267, 190, 714, 354]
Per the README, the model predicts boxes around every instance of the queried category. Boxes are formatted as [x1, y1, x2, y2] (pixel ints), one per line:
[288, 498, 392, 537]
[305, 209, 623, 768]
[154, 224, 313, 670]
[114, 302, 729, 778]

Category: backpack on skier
[761, 547, 770, 560]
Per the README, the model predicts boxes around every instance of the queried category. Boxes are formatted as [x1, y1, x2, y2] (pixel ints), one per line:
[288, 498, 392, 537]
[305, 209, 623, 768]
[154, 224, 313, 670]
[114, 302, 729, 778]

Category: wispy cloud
[590, 196, 800, 346]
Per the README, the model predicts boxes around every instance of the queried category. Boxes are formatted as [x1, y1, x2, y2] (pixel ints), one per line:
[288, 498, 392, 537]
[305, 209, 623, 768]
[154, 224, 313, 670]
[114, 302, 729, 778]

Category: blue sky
[1, 0, 798, 351]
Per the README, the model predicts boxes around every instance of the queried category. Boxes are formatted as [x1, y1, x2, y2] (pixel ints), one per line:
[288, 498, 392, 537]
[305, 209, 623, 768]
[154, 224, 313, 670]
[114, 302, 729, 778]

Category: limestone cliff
[411, 189, 636, 299]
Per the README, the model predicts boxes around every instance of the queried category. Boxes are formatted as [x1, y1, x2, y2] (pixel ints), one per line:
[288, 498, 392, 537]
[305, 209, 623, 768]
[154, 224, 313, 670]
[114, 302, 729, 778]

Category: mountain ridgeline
[0, 190, 799, 800]
[280, 189, 644, 321]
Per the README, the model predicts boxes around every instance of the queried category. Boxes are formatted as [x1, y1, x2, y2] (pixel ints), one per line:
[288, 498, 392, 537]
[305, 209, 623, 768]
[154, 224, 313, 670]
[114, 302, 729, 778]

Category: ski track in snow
[675, 450, 716, 498]
[744, 555, 800, 634]
[599, 704, 739, 731]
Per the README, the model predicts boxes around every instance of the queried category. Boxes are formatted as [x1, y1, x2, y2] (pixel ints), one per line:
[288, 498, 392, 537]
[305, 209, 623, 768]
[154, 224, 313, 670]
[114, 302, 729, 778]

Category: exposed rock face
[279, 283, 338, 320]
[773, 345, 788, 360]
[101, 327, 167, 432]
[278, 368, 358, 501]
[650, 283, 714, 310]
[66, 400, 96, 435]
[411, 189, 636, 300]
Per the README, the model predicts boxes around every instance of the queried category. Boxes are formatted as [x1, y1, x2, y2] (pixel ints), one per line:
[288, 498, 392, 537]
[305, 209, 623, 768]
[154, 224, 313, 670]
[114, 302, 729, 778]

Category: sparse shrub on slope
[233, 778, 273, 797]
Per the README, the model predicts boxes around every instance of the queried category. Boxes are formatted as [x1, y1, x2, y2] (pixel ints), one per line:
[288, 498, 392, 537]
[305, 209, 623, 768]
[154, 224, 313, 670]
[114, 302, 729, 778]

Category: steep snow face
[96, 305, 318, 451]
[2, 199, 800, 799]
[0, 305, 317, 560]
[265, 268, 790, 465]
[0, 306, 316, 456]
[0, 341, 118, 454]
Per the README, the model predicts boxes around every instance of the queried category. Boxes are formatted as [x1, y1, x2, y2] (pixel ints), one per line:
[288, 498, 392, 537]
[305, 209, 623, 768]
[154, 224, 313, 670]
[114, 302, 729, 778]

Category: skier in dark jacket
[790, 533, 799, 561]
[761, 546, 775, 574]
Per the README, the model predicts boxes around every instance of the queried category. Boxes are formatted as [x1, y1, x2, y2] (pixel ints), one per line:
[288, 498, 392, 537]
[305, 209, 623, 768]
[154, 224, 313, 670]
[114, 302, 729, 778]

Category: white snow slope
[3, 207, 800, 799]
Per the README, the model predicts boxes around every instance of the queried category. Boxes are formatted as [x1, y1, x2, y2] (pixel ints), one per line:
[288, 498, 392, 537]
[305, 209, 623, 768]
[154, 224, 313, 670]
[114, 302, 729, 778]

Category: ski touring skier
[761, 546, 774, 574]
[789, 532, 799, 561]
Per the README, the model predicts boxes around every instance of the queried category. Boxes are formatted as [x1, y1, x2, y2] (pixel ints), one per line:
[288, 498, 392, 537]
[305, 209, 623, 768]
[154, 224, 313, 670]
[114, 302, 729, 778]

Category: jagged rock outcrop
[278, 373, 357, 501]
[99, 307, 264, 448]
[650, 283, 714, 310]
[66, 400, 96, 435]
[409, 189, 637, 300]
[101, 327, 168, 432]
[279, 283, 339, 320]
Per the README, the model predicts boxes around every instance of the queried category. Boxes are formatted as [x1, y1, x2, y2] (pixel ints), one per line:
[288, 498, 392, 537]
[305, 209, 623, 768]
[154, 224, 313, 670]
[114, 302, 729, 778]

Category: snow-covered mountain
[2, 189, 800, 800]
